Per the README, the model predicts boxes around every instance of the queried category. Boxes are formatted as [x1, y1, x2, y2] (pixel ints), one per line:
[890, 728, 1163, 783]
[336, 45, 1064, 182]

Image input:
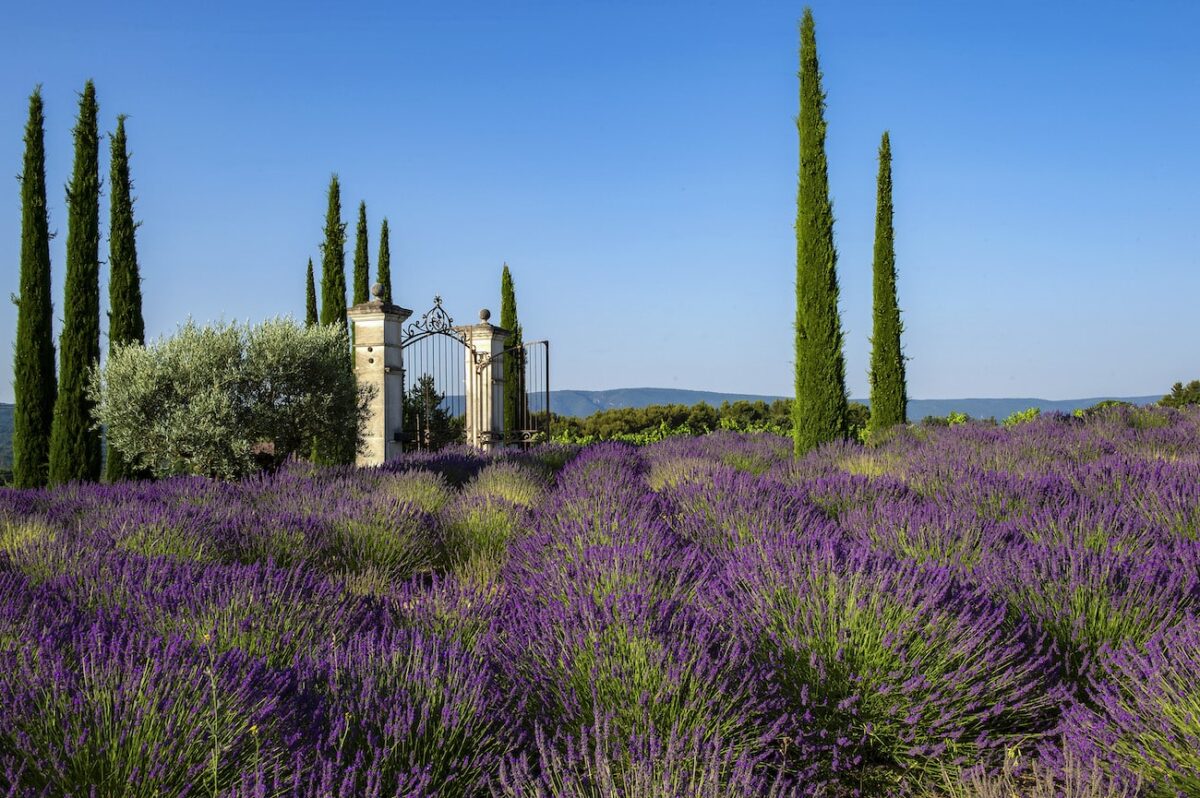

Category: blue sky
[2, 0, 1198, 403]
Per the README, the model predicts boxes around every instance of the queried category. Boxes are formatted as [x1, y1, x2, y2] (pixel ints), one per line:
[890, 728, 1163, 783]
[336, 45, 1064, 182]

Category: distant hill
[544, 389, 1162, 421]
[0, 393, 1165, 470]
[548, 388, 788, 418]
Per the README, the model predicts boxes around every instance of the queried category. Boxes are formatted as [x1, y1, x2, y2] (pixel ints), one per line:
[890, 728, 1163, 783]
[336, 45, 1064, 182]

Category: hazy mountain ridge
[544, 389, 1161, 420]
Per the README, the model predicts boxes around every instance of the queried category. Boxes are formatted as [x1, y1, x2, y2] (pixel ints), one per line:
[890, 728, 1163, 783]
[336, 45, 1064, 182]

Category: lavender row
[0, 406, 1197, 795]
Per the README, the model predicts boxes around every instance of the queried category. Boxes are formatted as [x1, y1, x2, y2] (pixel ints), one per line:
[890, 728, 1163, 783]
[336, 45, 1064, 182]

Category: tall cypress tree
[499, 264, 525, 438]
[793, 9, 848, 456]
[352, 200, 369, 304]
[105, 114, 146, 482]
[319, 175, 346, 326]
[377, 217, 392, 304]
[49, 81, 103, 484]
[12, 87, 57, 488]
[867, 131, 906, 436]
[316, 176, 353, 463]
[305, 258, 318, 325]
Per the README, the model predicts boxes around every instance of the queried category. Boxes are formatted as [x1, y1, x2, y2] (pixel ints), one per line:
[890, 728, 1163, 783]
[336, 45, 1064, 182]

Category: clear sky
[2, 0, 1198, 404]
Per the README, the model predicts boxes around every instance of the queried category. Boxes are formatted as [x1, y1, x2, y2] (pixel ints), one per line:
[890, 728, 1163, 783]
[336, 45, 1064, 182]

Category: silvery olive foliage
[89, 317, 372, 479]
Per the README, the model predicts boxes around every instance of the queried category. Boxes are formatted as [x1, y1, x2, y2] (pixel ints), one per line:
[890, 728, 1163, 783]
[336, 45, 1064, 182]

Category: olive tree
[89, 318, 371, 480]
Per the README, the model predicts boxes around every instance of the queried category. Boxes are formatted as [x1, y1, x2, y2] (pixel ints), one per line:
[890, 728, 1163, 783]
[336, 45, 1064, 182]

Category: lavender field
[2, 406, 1199, 796]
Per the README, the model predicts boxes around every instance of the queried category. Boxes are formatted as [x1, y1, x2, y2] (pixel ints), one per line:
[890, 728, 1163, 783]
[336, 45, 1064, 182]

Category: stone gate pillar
[457, 310, 509, 450]
[347, 284, 413, 466]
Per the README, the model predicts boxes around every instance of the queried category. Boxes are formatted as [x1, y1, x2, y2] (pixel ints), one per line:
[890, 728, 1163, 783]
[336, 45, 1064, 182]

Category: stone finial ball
[371, 282, 383, 300]
[479, 308, 491, 322]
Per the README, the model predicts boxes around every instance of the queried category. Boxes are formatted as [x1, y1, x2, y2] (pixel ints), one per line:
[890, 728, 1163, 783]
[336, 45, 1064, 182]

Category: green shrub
[1160, 380, 1200, 408]
[1074, 399, 1133, 418]
[1002, 407, 1040, 427]
[921, 411, 970, 428]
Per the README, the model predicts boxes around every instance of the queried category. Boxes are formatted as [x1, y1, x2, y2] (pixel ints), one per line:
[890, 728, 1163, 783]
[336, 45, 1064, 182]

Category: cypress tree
[105, 114, 146, 482]
[377, 217, 392, 304]
[49, 80, 103, 484]
[305, 258, 318, 326]
[352, 200, 369, 304]
[319, 175, 346, 326]
[12, 87, 56, 488]
[867, 131, 906, 436]
[499, 264, 525, 437]
[793, 9, 848, 456]
[316, 176, 352, 463]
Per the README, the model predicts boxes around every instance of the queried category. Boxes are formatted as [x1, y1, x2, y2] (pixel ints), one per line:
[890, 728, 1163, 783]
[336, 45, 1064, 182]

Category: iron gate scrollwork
[401, 297, 469, 451]
[400, 297, 551, 451]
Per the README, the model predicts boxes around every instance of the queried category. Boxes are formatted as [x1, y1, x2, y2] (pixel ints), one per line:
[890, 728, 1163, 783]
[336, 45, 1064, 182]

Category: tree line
[12, 82, 146, 487]
[552, 399, 872, 443]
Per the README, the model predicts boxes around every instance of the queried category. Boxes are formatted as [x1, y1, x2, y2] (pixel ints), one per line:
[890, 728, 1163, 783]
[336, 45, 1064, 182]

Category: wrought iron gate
[400, 297, 551, 451]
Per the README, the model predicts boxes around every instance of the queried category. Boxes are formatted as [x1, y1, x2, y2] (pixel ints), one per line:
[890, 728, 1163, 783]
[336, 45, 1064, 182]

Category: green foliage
[739, 550, 1058, 791]
[106, 115, 147, 482]
[551, 399, 871, 446]
[114, 519, 215, 563]
[846, 401, 871, 440]
[352, 200, 369, 304]
[1002, 407, 1041, 427]
[463, 461, 548, 508]
[319, 174, 347, 327]
[7, 633, 285, 798]
[49, 81, 103, 485]
[1123, 405, 1172, 430]
[554, 401, 783, 442]
[439, 494, 524, 583]
[922, 411, 972, 428]
[381, 469, 454, 513]
[500, 264, 526, 438]
[1087, 634, 1200, 795]
[868, 131, 907, 437]
[89, 318, 372, 480]
[153, 576, 347, 668]
[794, 8, 849, 456]
[0, 518, 55, 559]
[1074, 399, 1132, 419]
[12, 87, 57, 488]
[1160, 380, 1200, 408]
[326, 502, 438, 592]
[925, 747, 1135, 798]
[377, 217, 392, 304]
[403, 374, 464, 450]
[326, 630, 513, 796]
[304, 258, 318, 326]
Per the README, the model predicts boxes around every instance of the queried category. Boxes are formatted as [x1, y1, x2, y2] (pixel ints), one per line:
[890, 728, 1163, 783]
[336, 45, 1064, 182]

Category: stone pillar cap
[347, 298, 413, 319]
